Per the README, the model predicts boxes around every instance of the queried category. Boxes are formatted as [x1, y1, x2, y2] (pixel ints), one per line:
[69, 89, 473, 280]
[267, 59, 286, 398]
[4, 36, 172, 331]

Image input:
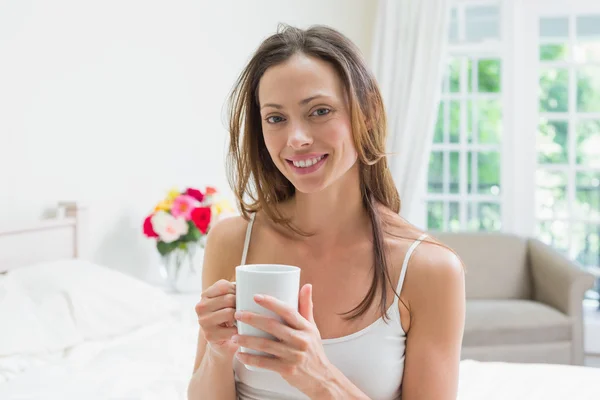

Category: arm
[400, 243, 466, 400]
[187, 217, 247, 400]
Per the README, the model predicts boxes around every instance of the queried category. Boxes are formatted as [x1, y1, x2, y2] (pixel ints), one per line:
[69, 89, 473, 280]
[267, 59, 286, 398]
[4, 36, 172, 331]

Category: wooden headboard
[0, 202, 87, 273]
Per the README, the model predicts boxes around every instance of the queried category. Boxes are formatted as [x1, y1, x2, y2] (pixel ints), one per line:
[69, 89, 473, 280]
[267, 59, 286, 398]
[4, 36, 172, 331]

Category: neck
[287, 163, 370, 245]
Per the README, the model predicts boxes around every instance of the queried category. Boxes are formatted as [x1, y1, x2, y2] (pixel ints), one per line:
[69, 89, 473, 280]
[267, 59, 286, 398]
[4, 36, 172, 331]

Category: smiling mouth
[286, 154, 327, 168]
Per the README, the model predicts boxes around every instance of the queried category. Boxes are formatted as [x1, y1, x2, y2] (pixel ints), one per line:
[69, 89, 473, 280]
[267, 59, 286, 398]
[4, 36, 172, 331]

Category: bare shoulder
[404, 235, 466, 310]
[201, 215, 251, 288]
[378, 206, 464, 305]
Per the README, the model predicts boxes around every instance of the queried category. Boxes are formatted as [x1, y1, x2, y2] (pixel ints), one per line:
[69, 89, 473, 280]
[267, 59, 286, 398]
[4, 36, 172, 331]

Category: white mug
[235, 264, 301, 368]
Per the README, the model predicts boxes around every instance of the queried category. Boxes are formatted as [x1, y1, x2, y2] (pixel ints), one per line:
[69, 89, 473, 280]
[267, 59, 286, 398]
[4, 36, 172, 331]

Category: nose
[286, 123, 313, 149]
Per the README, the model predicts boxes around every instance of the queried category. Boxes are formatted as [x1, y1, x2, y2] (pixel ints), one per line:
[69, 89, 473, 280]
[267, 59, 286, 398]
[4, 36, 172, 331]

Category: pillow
[0, 275, 82, 356]
[7, 259, 180, 343]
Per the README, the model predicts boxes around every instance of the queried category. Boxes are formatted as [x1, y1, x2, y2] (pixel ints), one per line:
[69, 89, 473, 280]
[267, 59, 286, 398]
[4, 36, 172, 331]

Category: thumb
[298, 284, 315, 324]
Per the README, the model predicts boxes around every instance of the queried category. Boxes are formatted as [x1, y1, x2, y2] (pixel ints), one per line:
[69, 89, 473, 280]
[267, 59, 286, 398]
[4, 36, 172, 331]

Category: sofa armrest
[528, 238, 596, 316]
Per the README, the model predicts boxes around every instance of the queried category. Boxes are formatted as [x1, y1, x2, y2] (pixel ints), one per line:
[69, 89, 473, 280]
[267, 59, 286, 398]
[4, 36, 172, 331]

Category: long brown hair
[226, 23, 408, 322]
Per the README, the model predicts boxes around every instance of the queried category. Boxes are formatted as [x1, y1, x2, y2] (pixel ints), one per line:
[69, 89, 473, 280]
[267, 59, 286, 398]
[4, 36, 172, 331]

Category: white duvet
[1, 300, 599, 400]
[1, 261, 599, 400]
[0, 304, 198, 400]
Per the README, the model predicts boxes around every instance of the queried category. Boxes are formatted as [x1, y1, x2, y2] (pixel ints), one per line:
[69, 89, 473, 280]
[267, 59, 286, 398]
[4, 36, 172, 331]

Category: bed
[1, 203, 599, 400]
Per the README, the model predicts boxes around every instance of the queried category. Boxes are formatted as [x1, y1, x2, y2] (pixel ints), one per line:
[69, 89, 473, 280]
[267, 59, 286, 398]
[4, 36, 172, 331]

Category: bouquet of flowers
[142, 186, 234, 259]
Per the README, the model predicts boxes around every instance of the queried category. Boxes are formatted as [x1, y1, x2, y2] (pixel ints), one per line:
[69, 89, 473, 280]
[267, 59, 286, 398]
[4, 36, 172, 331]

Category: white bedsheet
[0, 304, 198, 400]
[1, 301, 599, 400]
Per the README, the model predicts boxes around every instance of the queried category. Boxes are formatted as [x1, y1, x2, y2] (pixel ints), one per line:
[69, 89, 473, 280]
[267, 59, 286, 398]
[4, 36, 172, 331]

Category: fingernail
[254, 294, 264, 302]
[235, 311, 242, 320]
[231, 335, 239, 343]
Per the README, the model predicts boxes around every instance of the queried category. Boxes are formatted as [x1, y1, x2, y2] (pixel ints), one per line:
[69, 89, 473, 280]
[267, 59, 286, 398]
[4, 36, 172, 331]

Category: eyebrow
[260, 94, 330, 110]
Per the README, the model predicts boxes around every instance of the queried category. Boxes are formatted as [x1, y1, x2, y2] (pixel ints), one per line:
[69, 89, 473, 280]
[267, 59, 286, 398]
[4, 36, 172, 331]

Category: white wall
[0, 0, 377, 280]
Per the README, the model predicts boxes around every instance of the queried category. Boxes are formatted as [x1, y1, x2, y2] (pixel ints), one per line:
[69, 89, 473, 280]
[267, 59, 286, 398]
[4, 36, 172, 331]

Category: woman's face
[258, 53, 358, 194]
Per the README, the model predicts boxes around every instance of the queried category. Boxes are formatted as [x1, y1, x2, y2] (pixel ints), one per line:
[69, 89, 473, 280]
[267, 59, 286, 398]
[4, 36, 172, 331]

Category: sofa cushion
[463, 300, 572, 347]
[433, 233, 531, 299]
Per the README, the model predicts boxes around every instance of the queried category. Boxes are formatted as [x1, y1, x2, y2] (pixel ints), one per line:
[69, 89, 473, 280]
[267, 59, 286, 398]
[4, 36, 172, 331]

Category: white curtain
[371, 0, 451, 224]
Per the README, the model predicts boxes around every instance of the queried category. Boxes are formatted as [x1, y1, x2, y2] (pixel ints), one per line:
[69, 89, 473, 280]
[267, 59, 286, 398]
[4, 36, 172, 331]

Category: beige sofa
[434, 232, 597, 365]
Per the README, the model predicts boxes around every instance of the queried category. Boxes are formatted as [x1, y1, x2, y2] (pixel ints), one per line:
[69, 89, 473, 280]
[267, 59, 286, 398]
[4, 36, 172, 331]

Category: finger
[253, 295, 308, 330]
[232, 334, 290, 359]
[199, 307, 236, 327]
[195, 293, 236, 314]
[298, 284, 315, 324]
[201, 279, 235, 299]
[236, 352, 288, 375]
[234, 311, 304, 347]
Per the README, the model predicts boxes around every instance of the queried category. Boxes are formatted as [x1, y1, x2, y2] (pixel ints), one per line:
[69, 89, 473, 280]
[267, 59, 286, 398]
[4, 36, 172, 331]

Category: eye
[266, 115, 285, 124]
[311, 108, 331, 117]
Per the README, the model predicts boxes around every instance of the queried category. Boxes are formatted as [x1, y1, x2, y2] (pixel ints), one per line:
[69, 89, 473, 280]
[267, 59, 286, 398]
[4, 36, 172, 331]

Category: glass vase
[159, 243, 204, 293]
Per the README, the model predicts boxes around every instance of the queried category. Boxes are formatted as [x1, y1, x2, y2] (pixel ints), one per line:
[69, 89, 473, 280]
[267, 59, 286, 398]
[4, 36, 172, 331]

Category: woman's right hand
[195, 279, 239, 360]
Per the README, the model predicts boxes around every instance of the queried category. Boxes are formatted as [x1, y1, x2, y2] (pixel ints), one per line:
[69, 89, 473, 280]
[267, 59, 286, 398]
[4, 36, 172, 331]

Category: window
[426, 1, 504, 232]
[424, 0, 599, 300]
[534, 12, 600, 297]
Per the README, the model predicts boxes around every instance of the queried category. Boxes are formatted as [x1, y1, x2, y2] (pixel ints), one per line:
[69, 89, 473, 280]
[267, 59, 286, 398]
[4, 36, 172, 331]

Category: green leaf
[157, 240, 177, 256]
[181, 222, 202, 243]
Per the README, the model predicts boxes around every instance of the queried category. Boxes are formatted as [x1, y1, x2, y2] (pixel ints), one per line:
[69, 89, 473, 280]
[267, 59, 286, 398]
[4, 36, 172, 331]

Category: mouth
[285, 154, 328, 175]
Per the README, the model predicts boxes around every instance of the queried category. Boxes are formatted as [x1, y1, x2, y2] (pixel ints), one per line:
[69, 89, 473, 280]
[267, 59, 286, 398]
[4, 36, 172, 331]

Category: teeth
[292, 155, 324, 168]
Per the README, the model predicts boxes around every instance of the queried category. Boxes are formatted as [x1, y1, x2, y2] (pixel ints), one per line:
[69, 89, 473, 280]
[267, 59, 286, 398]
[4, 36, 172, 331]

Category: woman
[188, 24, 465, 400]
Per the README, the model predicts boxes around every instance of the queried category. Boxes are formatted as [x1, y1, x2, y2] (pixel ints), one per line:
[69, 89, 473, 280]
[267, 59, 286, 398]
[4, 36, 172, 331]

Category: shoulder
[377, 207, 464, 305]
[201, 214, 252, 287]
[404, 235, 466, 312]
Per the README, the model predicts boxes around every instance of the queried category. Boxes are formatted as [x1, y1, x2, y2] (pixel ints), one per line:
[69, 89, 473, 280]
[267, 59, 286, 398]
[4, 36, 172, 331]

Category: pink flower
[151, 211, 188, 243]
[170, 195, 197, 220]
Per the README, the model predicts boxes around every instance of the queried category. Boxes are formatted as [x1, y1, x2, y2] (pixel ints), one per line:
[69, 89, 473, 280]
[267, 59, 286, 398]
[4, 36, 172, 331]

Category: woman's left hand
[233, 284, 333, 397]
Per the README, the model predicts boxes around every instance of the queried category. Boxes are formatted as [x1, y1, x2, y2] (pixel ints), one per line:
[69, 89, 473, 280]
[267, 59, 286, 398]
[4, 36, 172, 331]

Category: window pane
[576, 15, 600, 40]
[536, 220, 570, 255]
[467, 59, 474, 93]
[575, 172, 600, 220]
[467, 100, 474, 143]
[468, 202, 501, 231]
[573, 42, 600, 63]
[537, 119, 568, 164]
[428, 152, 443, 193]
[465, 5, 500, 43]
[576, 120, 600, 166]
[478, 99, 502, 144]
[449, 58, 461, 93]
[450, 100, 460, 143]
[478, 151, 501, 195]
[450, 151, 460, 194]
[540, 17, 569, 39]
[449, 202, 460, 231]
[434, 102, 444, 143]
[477, 59, 501, 93]
[536, 169, 569, 218]
[540, 43, 569, 61]
[449, 7, 458, 43]
[427, 201, 444, 230]
[572, 223, 600, 267]
[540, 68, 569, 112]
[577, 67, 600, 113]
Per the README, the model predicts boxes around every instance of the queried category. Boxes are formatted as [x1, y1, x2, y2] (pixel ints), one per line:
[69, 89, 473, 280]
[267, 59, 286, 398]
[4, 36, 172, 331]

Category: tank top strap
[240, 213, 256, 265]
[395, 233, 428, 297]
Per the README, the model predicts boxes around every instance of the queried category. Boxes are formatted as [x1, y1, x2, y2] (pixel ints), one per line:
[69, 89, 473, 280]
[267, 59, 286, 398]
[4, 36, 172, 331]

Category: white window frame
[512, 0, 600, 243]
[419, 0, 509, 232]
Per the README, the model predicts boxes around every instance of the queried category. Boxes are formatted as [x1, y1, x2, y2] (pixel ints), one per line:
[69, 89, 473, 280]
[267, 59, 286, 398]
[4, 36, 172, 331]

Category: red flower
[205, 186, 217, 195]
[143, 214, 158, 238]
[185, 188, 204, 203]
[191, 207, 211, 234]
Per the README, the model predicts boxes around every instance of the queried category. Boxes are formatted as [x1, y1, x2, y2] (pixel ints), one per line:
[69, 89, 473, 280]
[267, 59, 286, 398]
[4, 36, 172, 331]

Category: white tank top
[233, 213, 427, 400]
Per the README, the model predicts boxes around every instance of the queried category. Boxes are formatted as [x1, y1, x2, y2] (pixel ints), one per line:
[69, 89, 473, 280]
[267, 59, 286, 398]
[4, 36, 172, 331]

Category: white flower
[151, 211, 189, 243]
